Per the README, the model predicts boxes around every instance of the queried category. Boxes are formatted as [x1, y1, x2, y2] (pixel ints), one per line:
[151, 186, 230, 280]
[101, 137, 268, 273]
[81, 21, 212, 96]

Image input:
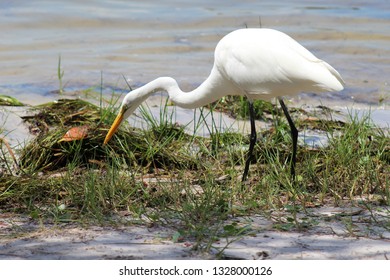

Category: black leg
[242, 100, 257, 182]
[278, 98, 298, 179]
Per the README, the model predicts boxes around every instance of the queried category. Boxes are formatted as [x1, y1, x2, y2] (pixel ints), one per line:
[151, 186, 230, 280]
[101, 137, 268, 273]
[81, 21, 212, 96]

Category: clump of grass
[0, 95, 24, 106]
[19, 98, 198, 173]
[21, 99, 101, 133]
[0, 167, 141, 221]
[310, 113, 390, 201]
[19, 99, 111, 171]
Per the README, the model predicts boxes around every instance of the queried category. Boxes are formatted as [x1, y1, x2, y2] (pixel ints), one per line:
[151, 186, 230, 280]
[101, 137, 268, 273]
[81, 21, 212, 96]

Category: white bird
[104, 28, 345, 182]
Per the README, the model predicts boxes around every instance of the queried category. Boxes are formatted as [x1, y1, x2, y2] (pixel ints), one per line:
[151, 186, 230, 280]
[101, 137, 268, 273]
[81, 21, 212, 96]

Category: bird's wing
[215, 28, 344, 97]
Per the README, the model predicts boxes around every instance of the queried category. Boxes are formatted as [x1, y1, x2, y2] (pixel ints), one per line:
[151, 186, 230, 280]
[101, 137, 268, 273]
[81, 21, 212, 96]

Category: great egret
[104, 28, 344, 182]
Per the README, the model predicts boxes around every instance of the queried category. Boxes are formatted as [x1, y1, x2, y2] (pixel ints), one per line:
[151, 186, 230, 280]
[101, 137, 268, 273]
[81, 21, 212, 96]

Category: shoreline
[1, 93, 389, 150]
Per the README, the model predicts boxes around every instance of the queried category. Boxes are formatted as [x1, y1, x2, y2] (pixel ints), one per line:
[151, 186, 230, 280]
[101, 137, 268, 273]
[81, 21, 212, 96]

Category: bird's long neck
[136, 67, 234, 109]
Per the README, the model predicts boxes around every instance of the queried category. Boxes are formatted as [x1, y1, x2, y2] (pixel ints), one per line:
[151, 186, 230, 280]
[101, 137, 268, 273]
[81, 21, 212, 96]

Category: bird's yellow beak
[103, 107, 125, 145]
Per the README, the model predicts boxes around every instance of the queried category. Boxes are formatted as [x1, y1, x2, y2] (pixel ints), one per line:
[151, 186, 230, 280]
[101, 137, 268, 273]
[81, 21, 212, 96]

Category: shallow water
[1, 0, 389, 107]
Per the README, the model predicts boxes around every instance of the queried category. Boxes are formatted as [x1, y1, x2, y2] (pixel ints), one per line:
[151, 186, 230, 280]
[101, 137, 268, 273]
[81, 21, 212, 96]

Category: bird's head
[103, 91, 145, 145]
[104, 77, 175, 145]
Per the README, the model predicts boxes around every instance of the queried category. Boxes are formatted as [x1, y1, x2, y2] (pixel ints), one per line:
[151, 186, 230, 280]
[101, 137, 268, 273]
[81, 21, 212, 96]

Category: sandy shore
[1, 204, 389, 260]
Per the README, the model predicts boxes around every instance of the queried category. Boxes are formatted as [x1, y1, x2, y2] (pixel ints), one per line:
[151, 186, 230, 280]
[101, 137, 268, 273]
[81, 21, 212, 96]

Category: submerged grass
[1, 91, 389, 254]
